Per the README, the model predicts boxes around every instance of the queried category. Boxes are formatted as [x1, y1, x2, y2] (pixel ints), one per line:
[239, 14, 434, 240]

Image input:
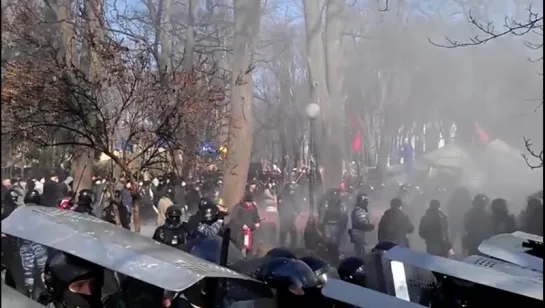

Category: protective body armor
[155, 225, 186, 250]
[321, 203, 348, 245]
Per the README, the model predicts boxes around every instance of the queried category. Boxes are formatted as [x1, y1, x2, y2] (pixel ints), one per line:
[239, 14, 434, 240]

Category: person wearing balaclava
[40, 251, 104, 308]
[228, 188, 261, 254]
[42, 171, 62, 208]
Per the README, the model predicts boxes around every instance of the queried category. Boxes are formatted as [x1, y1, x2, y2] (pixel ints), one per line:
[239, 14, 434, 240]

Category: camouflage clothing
[194, 220, 224, 239]
[19, 239, 48, 292]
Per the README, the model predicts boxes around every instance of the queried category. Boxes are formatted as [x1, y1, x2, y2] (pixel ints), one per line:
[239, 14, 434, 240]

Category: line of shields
[1, 205, 543, 308]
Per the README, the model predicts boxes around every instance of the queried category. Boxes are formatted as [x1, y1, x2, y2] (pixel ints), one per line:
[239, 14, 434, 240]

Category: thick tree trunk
[324, 0, 345, 188]
[220, 0, 261, 211]
[74, 0, 104, 193]
[302, 0, 331, 189]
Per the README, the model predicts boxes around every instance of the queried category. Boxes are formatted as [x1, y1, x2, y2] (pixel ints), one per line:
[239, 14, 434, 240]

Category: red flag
[474, 122, 489, 145]
[352, 116, 362, 152]
[352, 131, 362, 152]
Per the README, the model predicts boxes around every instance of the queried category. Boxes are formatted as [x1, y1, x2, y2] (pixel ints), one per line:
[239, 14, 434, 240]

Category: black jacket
[491, 213, 517, 235]
[42, 180, 62, 208]
[378, 208, 414, 247]
[463, 206, 493, 255]
[350, 205, 374, 243]
[419, 208, 451, 256]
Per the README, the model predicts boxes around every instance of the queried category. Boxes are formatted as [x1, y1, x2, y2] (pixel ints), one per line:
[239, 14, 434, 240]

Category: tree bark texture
[220, 0, 261, 211]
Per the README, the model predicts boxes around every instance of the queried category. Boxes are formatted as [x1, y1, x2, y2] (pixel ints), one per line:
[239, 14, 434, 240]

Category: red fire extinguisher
[243, 227, 252, 257]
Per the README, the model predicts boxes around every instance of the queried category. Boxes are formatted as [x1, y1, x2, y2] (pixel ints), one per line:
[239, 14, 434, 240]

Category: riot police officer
[41, 251, 104, 308]
[101, 190, 131, 229]
[349, 193, 375, 258]
[337, 256, 367, 287]
[490, 198, 517, 235]
[278, 182, 299, 247]
[24, 189, 42, 206]
[418, 199, 453, 257]
[187, 197, 214, 231]
[2, 189, 20, 220]
[463, 194, 492, 256]
[152, 205, 188, 250]
[19, 190, 48, 299]
[73, 189, 95, 216]
[299, 256, 338, 286]
[319, 190, 348, 263]
[257, 257, 322, 307]
[2, 189, 20, 288]
[188, 200, 225, 240]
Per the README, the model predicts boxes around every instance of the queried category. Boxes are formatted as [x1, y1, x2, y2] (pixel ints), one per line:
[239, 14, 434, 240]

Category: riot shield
[1, 282, 45, 308]
[478, 232, 543, 272]
[1, 206, 259, 292]
[512, 231, 544, 243]
[321, 278, 426, 308]
[183, 236, 244, 266]
[463, 255, 543, 282]
[384, 246, 543, 301]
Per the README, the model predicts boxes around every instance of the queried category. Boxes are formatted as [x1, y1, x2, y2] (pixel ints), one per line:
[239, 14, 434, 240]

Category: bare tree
[430, 3, 543, 169]
[1, 0, 226, 231]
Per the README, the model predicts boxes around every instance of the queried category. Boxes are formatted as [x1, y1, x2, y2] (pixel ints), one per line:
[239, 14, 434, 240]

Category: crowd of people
[1, 168, 543, 307]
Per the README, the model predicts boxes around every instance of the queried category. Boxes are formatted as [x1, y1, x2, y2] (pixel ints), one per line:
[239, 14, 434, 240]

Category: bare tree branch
[521, 137, 544, 169]
[429, 6, 543, 48]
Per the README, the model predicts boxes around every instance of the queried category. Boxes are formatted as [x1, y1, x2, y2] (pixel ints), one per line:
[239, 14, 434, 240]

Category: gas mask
[165, 214, 181, 229]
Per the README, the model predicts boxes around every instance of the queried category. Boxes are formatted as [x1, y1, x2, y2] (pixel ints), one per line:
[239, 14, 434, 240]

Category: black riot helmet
[473, 193, 490, 208]
[257, 258, 319, 292]
[299, 256, 339, 286]
[198, 198, 214, 212]
[165, 205, 183, 228]
[24, 190, 41, 205]
[491, 198, 508, 216]
[8, 189, 20, 203]
[337, 256, 367, 287]
[202, 203, 218, 224]
[44, 251, 104, 308]
[355, 192, 369, 209]
[265, 247, 297, 260]
[257, 258, 320, 306]
[77, 189, 94, 206]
